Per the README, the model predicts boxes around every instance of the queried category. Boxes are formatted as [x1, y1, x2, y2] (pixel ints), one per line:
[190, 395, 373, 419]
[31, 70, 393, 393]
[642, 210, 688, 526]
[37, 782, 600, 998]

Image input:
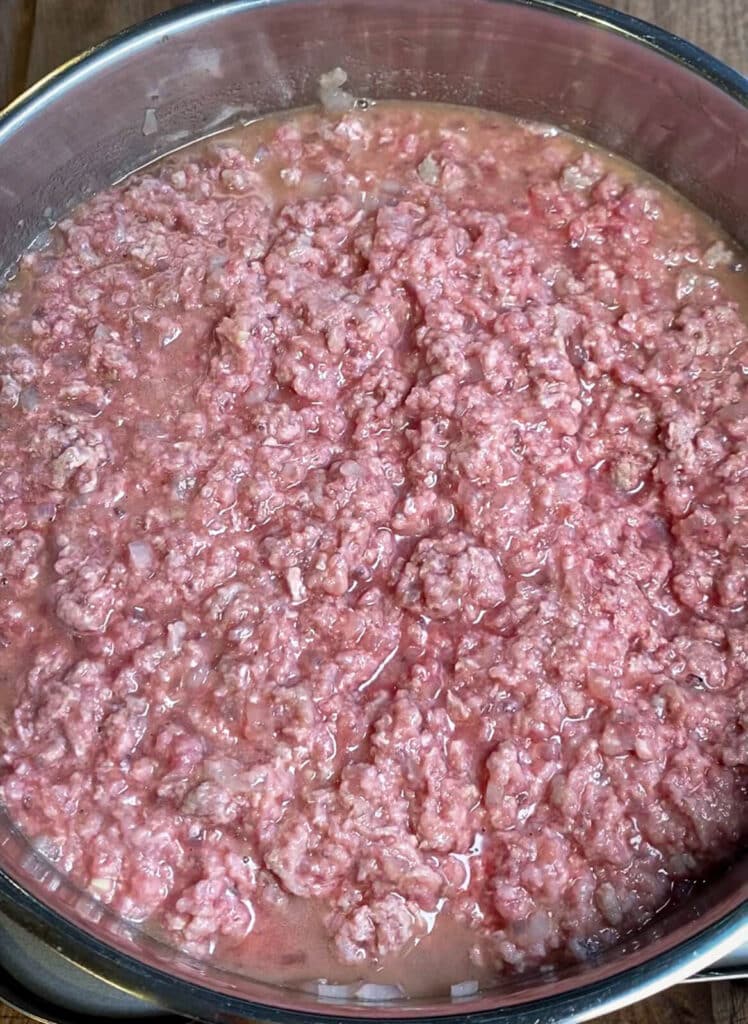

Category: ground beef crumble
[0, 103, 746, 992]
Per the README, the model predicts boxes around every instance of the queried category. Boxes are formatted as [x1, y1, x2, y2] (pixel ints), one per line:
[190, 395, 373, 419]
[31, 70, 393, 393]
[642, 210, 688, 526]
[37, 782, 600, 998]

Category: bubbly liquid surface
[0, 101, 746, 997]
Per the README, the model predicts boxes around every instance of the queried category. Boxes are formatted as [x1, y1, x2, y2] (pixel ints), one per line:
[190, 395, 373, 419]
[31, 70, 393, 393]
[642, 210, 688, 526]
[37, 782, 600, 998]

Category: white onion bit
[450, 980, 479, 998]
[167, 620, 188, 653]
[142, 107, 159, 136]
[20, 386, 39, 412]
[128, 540, 154, 571]
[704, 239, 734, 269]
[285, 566, 307, 603]
[318, 67, 355, 113]
[89, 876, 114, 895]
[417, 154, 440, 185]
[355, 983, 404, 1001]
[316, 982, 359, 999]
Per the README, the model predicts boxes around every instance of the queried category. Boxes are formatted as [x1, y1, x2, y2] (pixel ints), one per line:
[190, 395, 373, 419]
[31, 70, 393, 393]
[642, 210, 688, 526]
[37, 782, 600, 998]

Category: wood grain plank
[26, 0, 184, 87]
[713, 982, 748, 1024]
[599, 982, 715, 1024]
[610, 0, 748, 74]
[0, 0, 36, 107]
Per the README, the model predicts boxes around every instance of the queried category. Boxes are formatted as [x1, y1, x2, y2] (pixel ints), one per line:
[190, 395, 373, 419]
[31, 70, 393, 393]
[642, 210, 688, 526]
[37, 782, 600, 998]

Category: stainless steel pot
[0, 2, 746, 1022]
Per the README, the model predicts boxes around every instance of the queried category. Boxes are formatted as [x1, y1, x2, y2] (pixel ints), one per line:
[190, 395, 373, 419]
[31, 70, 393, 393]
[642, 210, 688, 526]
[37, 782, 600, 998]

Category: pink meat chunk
[0, 103, 746, 989]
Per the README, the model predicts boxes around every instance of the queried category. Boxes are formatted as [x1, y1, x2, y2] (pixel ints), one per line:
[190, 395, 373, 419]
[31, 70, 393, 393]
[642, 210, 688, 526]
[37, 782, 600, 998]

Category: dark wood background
[0, 0, 746, 1022]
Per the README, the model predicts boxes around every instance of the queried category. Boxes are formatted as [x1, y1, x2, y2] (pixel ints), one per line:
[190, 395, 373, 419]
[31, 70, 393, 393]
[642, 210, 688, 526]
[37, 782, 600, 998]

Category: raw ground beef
[0, 101, 747, 994]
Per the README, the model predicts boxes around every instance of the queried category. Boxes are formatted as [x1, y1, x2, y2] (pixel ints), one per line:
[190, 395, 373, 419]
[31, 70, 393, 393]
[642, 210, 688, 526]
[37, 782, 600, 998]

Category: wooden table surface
[0, 1, 746, 1022]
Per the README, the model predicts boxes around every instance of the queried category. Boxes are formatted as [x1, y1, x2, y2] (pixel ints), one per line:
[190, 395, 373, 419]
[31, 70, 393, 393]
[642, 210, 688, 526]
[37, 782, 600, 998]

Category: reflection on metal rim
[1, 866, 746, 1024]
[0, 959, 180, 1024]
[0, 0, 745, 136]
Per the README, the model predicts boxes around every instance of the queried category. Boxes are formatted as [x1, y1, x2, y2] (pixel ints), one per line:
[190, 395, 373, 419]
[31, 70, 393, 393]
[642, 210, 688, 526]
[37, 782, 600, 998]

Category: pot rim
[1, 866, 746, 1024]
[0, 0, 746, 143]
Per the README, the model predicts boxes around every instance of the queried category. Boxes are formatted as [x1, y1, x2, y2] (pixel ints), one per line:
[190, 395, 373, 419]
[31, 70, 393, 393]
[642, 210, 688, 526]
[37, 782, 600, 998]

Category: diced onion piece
[417, 154, 440, 185]
[451, 980, 479, 998]
[318, 68, 355, 113]
[142, 107, 159, 136]
[286, 566, 307, 602]
[355, 983, 404, 1001]
[316, 982, 359, 999]
[704, 239, 734, 268]
[167, 620, 187, 653]
[89, 877, 114, 894]
[128, 540, 154, 571]
[20, 386, 39, 412]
